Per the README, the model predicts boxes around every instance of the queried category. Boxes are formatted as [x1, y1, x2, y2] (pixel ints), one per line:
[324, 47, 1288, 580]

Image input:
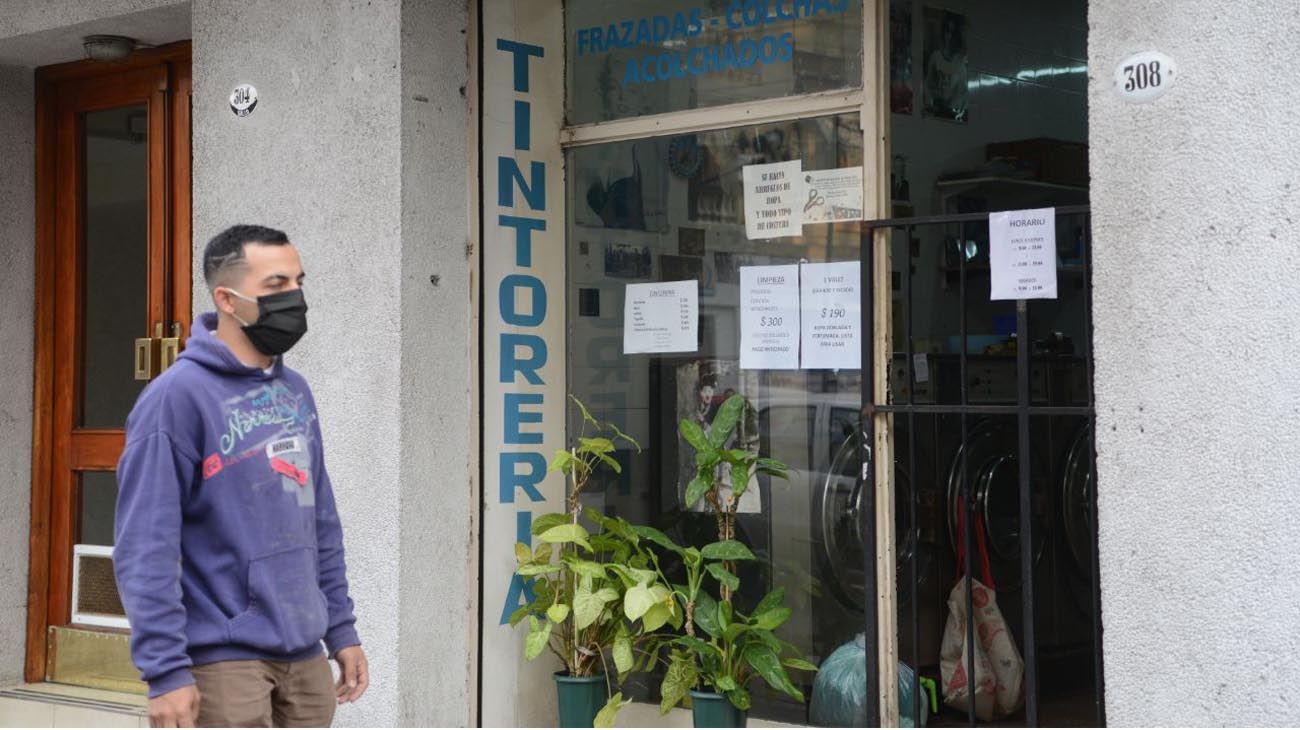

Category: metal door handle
[160, 322, 183, 372]
[133, 322, 162, 380]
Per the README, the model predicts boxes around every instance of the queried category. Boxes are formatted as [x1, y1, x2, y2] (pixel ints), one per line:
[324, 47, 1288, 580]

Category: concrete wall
[0, 62, 36, 691]
[395, 0, 476, 725]
[0, 1, 190, 67]
[191, 0, 474, 725]
[1089, 1, 1300, 725]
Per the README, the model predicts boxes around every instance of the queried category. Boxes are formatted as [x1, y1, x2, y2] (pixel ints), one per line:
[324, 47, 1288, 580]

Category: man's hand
[334, 646, 369, 704]
[149, 684, 200, 728]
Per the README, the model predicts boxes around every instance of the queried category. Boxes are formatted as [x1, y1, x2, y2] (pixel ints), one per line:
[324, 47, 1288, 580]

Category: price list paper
[622, 280, 699, 354]
[989, 207, 1058, 300]
[739, 265, 800, 370]
[800, 261, 861, 370]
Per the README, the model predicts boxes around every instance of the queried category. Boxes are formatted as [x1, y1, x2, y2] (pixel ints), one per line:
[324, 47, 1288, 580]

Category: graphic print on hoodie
[114, 312, 359, 698]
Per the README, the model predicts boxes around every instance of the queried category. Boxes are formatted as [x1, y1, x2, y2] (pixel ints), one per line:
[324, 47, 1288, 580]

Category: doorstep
[0, 683, 147, 728]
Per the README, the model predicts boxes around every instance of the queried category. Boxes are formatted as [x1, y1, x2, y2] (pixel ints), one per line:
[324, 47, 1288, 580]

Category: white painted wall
[1089, 1, 1300, 725]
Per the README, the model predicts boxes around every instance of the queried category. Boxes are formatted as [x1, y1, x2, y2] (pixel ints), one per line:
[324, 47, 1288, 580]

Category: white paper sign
[623, 280, 698, 354]
[802, 167, 865, 224]
[990, 207, 1058, 300]
[742, 160, 802, 240]
[913, 353, 930, 383]
[800, 262, 862, 370]
[739, 265, 800, 370]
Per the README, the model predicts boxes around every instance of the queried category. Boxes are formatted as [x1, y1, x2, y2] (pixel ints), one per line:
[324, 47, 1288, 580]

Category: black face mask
[228, 288, 309, 356]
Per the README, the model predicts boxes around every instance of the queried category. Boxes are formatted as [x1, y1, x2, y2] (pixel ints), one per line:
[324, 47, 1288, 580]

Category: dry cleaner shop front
[479, 1, 1099, 726]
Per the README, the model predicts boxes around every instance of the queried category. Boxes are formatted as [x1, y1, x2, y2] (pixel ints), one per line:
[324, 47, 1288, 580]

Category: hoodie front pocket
[227, 547, 327, 654]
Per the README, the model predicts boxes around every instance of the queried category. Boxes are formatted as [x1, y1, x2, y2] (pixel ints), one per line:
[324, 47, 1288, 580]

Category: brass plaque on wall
[47, 626, 145, 695]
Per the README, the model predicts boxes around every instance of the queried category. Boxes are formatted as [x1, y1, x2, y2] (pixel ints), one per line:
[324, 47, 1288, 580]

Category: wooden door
[26, 44, 191, 685]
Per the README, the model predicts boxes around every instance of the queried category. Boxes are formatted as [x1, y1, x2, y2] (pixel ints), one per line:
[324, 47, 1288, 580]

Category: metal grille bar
[859, 208, 1102, 728]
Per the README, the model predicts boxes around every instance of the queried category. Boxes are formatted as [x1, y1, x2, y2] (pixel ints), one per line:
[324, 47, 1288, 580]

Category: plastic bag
[897, 662, 930, 728]
[809, 633, 928, 727]
[938, 512, 1025, 721]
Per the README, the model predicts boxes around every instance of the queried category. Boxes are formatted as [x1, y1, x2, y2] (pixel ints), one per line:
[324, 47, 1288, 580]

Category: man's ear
[213, 287, 237, 315]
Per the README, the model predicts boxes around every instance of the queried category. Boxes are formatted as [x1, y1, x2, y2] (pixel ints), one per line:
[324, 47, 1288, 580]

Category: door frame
[25, 41, 192, 685]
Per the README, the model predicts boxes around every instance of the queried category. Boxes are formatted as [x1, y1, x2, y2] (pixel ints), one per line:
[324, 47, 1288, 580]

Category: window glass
[566, 0, 864, 125]
[78, 471, 118, 547]
[887, 0, 1099, 725]
[81, 105, 148, 428]
[566, 113, 862, 722]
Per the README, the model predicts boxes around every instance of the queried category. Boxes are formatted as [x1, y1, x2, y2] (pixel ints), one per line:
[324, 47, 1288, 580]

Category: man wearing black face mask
[115, 225, 368, 728]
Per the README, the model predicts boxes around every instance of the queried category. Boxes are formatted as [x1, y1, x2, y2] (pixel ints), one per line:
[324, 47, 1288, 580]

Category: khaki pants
[191, 655, 336, 728]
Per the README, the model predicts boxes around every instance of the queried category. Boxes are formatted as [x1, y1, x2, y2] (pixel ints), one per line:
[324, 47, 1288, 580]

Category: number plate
[1114, 51, 1176, 103]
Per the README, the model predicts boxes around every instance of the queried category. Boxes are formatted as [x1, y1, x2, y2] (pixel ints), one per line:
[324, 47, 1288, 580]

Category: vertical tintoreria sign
[494, 35, 548, 623]
[481, 2, 565, 726]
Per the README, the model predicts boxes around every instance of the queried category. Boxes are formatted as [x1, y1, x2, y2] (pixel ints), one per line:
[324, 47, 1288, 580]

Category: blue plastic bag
[897, 661, 930, 728]
[810, 634, 929, 727]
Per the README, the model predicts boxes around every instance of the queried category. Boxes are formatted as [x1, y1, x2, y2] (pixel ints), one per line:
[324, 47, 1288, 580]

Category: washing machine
[812, 398, 947, 670]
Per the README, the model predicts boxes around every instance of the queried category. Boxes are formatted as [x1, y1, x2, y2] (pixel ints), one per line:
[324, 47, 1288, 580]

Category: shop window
[566, 114, 863, 723]
[566, 0, 864, 125]
[547, 0, 1100, 724]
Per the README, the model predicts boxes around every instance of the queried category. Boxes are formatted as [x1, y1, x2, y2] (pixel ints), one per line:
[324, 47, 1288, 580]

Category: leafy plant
[631, 526, 817, 714]
[679, 394, 788, 600]
[509, 396, 679, 727]
[639, 393, 817, 714]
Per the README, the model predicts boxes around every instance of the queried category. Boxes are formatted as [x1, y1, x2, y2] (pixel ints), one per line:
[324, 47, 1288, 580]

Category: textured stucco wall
[0, 0, 185, 37]
[0, 0, 190, 67]
[0, 63, 35, 690]
[395, 0, 475, 725]
[192, 0, 473, 725]
[192, 1, 403, 724]
[1089, 2, 1300, 725]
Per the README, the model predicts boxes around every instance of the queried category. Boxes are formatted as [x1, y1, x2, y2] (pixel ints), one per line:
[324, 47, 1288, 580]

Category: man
[115, 225, 368, 727]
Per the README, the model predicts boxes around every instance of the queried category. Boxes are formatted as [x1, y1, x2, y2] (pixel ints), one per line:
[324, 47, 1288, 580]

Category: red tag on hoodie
[270, 456, 308, 487]
[202, 454, 223, 480]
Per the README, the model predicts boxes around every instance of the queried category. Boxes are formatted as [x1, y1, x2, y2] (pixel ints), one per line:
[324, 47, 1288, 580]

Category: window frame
[554, 0, 898, 722]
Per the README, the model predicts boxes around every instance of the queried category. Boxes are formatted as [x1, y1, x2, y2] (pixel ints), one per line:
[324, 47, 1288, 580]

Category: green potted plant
[637, 528, 816, 727]
[509, 396, 680, 728]
[641, 394, 818, 727]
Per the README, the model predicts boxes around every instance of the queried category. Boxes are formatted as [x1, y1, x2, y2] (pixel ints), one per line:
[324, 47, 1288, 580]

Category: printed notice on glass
[739, 265, 800, 370]
[742, 160, 802, 240]
[800, 262, 862, 370]
[623, 280, 698, 354]
[802, 167, 865, 224]
[989, 207, 1058, 300]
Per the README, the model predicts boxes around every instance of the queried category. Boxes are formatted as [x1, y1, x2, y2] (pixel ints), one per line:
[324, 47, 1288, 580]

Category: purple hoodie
[114, 312, 359, 698]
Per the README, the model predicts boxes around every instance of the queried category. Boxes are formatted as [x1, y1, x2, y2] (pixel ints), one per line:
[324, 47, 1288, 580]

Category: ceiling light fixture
[82, 35, 138, 61]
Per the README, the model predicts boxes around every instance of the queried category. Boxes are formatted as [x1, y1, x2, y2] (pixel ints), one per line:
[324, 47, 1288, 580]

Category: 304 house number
[1114, 51, 1176, 102]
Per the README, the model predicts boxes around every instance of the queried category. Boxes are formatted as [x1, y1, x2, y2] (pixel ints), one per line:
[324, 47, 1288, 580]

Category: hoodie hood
[180, 312, 284, 379]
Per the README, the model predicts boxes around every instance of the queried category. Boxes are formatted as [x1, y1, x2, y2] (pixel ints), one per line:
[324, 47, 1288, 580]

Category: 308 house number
[1123, 61, 1161, 91]
[1114, 51, 1176, 102]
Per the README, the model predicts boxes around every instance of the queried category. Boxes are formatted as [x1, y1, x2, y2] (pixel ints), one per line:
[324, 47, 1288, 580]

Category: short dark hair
[203, 224, 290, 290]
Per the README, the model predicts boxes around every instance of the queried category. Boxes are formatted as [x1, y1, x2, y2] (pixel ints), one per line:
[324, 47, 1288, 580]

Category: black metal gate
[858, 207, 1103, 727]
